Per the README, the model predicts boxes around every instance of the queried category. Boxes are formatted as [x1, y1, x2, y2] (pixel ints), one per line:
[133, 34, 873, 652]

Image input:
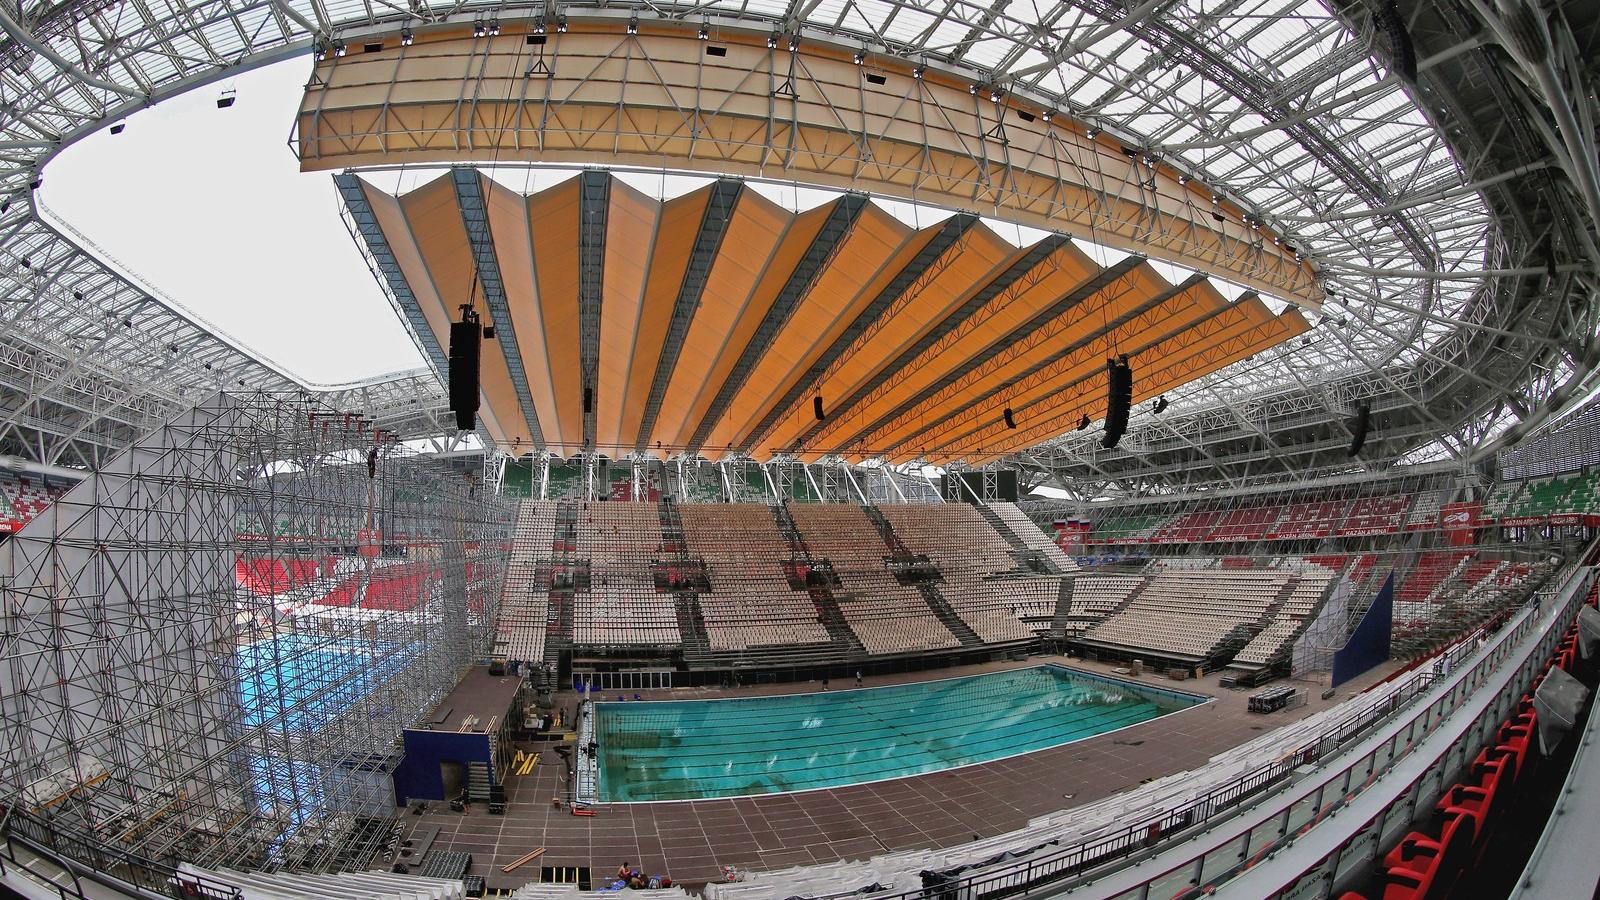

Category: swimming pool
[594, 665, 1205, 802]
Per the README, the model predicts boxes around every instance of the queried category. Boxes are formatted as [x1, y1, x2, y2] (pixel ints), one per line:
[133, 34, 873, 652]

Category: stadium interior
[1, 1, 1599, 899]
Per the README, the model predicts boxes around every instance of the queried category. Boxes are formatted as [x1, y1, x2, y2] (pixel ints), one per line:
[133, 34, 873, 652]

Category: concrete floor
[396, 655, 1395, 893]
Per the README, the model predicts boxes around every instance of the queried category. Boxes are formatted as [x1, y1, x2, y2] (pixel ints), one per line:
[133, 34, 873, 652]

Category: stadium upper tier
[0, 0, 1593, 489]
[341, 169, 1307, 462]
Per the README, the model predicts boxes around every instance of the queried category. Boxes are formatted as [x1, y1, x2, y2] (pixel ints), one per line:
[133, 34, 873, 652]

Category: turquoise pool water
[595, 665, 1204, 802]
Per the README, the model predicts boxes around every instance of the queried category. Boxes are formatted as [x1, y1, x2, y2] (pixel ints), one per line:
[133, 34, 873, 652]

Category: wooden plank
[502, 846, 546, 872]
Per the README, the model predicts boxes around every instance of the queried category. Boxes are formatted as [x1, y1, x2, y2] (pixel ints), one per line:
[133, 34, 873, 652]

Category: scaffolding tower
[0, 392, 512, 875]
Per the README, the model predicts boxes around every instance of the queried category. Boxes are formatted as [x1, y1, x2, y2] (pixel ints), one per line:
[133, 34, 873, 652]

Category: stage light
[332, 39, 346, 56]
[556, 18, 567, 32]
[216, 91, 235, 108]
[767, 32, 779, 48]
[1085, 126, 1099, 139]
[1041, 109, 1053, 122]
[787, 35, 800, 51]
[110, 121, 126, 134]
[989, 89, 1002, 102]
[969, 83, 979, 95]
[1212, 194, 1221, 205]
[912, 66, 924, 79]
[534, 21, 545, 34]
[852, 51, 864, 65]
[627, 17, 638, 34]
[400, 28, 413, 45]
[473, 18, 486, 37]
[488, 19, 499, 35]
[698, 25, 709, 40]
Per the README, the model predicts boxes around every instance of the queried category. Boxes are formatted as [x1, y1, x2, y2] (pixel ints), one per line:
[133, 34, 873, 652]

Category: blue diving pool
[595, 665, 1204, 802]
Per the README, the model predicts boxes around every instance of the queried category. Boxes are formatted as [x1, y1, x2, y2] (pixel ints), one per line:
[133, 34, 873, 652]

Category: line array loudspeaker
[1379, 2, 1416, 81]
[1003, 407, 1017, 429]
[814, 396, 826, 421]
[1348, 402, 1371, 457]
[583, 385, 594, 414]
[1102, 355, 1132, 449]
[449, 306, 482, 431]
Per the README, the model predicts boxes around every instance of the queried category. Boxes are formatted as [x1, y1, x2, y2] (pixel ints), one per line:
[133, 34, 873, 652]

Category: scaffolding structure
[0, 392, 511, 875]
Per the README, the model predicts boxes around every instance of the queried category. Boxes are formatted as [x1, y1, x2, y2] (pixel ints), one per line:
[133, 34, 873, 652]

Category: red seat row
[1348, 614, 1589, 899]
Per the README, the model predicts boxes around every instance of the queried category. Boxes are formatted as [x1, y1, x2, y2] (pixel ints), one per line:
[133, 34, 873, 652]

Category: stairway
[464, 761, 493, 803]
[1049, 575, 1077, 638]
[807, 586, 866, 655]
[916, 582, 983, 647]
[542, 502, 580, 671]
[658, 498, 711, 660]
[975, 502, 1030, 551]
[862, 504, 912, 558]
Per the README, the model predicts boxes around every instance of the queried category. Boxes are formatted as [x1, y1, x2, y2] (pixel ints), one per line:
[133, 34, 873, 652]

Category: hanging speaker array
[448, 305, 482, 431]
[1102, 355, 1133, 450]
[1378, 1, 1416, 81]
[1003, 407, 1017, 429]
[1348, 402, 1372, 457]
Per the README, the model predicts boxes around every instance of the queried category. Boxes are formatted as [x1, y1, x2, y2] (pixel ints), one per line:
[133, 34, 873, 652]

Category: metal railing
[0, 806, 242, 900]
[766, 559, 1584, 900]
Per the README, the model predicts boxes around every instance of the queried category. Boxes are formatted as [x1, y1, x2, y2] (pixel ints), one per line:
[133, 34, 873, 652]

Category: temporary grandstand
[2, 0, 1600, 899]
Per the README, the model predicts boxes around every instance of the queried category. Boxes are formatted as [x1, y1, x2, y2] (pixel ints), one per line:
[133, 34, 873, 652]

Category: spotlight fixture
[1085, 126, 1099, 139]
[969, 83, 980, 95]
[332, 39, 346, 56]
[626, 17, 638, 34]
[767, 32, 779, 48]
[473, 17, 486, 37]
[216, 90, 236, 108]
[1041, 109, 1052, 122]
[400, 28, 413, 45]
[852, 51, 864, 65]
[989, 88, 1002, 102]
[1212, 194, 1221, 205]
[488, 18, 500, 35]
[787, 35, 799, 50]
[1177, 174, 1187, 185]
[534, 21, 546, 34]
[697, 25, 709, 40]
[556, 18, 567, 32]
[911, 65, 924, 79]
[109, 121, 126, 134]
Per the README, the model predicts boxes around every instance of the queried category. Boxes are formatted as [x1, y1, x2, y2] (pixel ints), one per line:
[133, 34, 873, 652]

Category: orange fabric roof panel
[923, 282, 1243, 458]
[805, 240, 1100, 454]
[727, 211, 948, 455]
[769, 224, 1021, 457]
[682, 199, 839, 454]
[527, 178, 585, 456]
[623, 185, 715, 451]
[702, 205, 914, 452]
[481, 174, 556, 453]
[398, 174, 531, 451]
[870, 262, 1189, 456]
[952, 301, 1307, 462]
[595, 179, 661, 452]
[652, 189, 794, 447]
